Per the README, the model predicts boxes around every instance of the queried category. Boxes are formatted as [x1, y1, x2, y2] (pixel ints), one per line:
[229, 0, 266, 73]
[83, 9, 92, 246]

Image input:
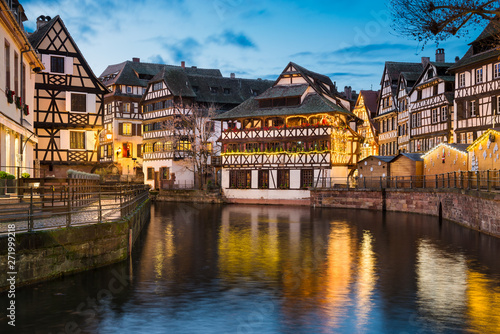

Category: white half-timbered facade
[448, 22, 500, 145]
[408, 59, 455, 153]
[0, 0, 44, 178]
[142, 65, 272, 189]
[214, 62, 362, 204]
[28, 15, 107, 177]
[98, 59, 165, 181]
[374, 61, 422, 156]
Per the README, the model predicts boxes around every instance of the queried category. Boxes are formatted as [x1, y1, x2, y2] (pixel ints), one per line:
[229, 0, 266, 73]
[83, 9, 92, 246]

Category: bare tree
[162, 101, 220, 189]
[390, 0, 500, 45]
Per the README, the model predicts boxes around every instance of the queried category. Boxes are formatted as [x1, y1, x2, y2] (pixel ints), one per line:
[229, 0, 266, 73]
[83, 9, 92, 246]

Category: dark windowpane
[277, 169, 290, 189]
[51, 56, 65, 73]
[71, 93, 87, 112]
[301, 169, 314, 188]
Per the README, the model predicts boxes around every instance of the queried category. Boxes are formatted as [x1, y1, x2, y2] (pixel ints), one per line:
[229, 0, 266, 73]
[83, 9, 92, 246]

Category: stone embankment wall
[312, 189, 500, 238]
[0, 199, 151, 291]
[156, 189, 225, 203]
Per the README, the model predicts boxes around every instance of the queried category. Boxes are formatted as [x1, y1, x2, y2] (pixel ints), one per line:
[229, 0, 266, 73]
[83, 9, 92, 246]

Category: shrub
[6, 173, 15, 180]
[21, 172, 30, 178]
[0, 171, 7, 179]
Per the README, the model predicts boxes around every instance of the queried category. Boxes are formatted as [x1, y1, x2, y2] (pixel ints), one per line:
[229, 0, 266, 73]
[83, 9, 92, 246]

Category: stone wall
[311, 189, 500, 238]
[156, 189, 225, 203]
[0, 199, 150, 291]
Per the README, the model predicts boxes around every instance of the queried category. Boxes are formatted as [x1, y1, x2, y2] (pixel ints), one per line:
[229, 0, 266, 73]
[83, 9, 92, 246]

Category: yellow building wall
[469, 132, 500, 171]
[424, 147, 469, 175]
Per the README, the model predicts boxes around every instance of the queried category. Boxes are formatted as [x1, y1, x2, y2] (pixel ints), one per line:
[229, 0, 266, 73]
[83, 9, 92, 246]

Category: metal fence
[315, 170, 500, 192]
[0, 183, 150, 233]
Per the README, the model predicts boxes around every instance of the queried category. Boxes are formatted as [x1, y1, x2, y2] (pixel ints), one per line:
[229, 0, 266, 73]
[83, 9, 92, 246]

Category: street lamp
[106, 133, 112, 140]
[117, 147, 122, 157]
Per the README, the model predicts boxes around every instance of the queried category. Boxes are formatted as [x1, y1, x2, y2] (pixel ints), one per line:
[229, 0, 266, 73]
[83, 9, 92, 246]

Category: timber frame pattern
[28, 16, 107, 174]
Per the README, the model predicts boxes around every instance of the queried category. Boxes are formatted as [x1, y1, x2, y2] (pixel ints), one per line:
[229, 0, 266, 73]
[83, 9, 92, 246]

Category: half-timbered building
[396, 71, 420, 153]
[142, 66, 272, 189]
[353, 90, 379, 160]
[98, 58, 165, 181]
[448, 21, 500, 144]
[408, 50, 455, 153]
[0, 0, 44, 177]
[28, 15, 107, 177]
[214, 62, 362, 204]
[374, 61, 422, 156]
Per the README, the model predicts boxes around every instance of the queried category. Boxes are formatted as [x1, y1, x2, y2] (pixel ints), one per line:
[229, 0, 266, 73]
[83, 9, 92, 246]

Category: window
[204, 142, 213, 153]
[107, 103, 112, 114]
[210, 87, 218, 94]
[223, 88, 231, 94]
[123, 103, 130, 113]
[14, 52, 18, 93]
[459, 73, 466, 87]
[147, 168, 154, 180]
[460, 133, 467, 144]
[71, 93, 87, 112]
[497, 96, 500, 114]
[5, 41, 10, 89]
[229, 170, 251, 189]
[417, 90, 422, 100]
[153, 82, 162, 91]
[441, 106, 448, 122]
[70, 131, 85, 150]
[431, 108, 439, 123]
[144, 143, 153, 153]
[122, 123, 132, 136]
[51, 56, 65, 73]
[153, 142, 163, 152]
[251, 89, 259, 96]
[476, 68, 483, 83]
[469, 100, 477, 117]
[258, 170, 269, 189]
[300, 169, 314, 189]
[433, 85, 438, 96]
[178, 141, 191, 151]
[160, 167, 170, 180]
[495, 63, 500, 79]
[126, 86, 132, 94]
[277, 169, 290, 189]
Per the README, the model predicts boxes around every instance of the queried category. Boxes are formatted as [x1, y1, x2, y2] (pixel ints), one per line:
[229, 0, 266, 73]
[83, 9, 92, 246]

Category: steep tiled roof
[255, 84, 308, 100]
[385, 62, 423, 83]
[27, 15, 58, 48]
[358, 90, 379, 117]
[213, 93, 353, 120]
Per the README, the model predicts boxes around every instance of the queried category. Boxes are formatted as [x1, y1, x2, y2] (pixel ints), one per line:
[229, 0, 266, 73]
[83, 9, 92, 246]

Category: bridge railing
[0, 183, 150, 234]
[315, 170, 500, 192]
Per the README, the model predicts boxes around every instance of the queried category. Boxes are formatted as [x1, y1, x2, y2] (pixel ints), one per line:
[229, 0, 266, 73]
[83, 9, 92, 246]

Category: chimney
[230, 73, 235, 79]
[435, 48, 445, 62]
[132, 57, 140, 63]
[36, 15, 51, 30]
[421, 56, 431, 67]
[455, 56, 460, 63]
[344, 86, 352, 100]
[181, 61, 185, 69]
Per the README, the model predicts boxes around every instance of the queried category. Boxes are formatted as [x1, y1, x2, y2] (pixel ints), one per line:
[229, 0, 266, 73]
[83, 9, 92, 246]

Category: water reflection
[2, 203, 500, 334]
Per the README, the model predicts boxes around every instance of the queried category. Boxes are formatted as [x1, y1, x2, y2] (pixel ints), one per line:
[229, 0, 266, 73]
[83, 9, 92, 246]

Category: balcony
[221, 125, 331, 141]
[221, 151, 332, 167]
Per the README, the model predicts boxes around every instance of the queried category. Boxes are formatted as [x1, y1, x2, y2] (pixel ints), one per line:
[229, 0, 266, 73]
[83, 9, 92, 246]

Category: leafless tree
[390, 0, 500, 45]
[162, 101, 220, 189]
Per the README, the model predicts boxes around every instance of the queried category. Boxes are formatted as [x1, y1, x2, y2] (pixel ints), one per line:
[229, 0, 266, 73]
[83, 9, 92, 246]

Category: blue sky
[22, 0, 481, 92]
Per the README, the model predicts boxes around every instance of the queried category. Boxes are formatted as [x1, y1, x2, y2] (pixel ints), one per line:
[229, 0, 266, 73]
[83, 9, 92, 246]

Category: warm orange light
[106, 133, 112, 140]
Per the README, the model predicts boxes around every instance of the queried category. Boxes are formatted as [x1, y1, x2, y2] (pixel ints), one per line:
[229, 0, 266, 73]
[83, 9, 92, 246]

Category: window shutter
[492, 96, 497, 115]
[137, 144, 142, 157]
[138, 124, 142, 135]
[132, 124, 137, 136]
[118, 123, 123, 135]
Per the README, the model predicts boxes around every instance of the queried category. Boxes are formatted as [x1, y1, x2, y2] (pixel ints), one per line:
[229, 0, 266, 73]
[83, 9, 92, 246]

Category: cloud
[147, 55, 167, 65]
[162, 37, 202, 63]
[332, 43, 415, 56]
[207, 30, 257, 49]
[325, 72, 374, 78]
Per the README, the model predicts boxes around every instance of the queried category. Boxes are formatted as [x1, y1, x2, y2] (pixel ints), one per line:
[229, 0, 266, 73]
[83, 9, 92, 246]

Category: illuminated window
[70, 131, 85, 150]
[122, 143, 132, 158]
[277, 169, 290, 189]
[154, 142, 163, 152]
[144, 143, 153, 153]
[177, 141, 192, 151]
[123, 103, 131, 113]
[122, 123, 132, 135]
[229, 170, 251, 189]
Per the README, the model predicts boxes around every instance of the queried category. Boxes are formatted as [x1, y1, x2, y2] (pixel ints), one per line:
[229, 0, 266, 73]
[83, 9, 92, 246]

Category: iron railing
[314, 170, 500, 192]
[0, 183, 149, 234]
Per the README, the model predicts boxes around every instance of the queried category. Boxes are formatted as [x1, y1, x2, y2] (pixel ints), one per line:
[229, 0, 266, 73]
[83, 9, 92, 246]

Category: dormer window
[251, 89, 259, 96]
[427, 69, 433, 79]
[127, 86, 132, 93]
[153, 82, 162, 91]
[210, 87, 218, 94]
[223, 88, 231, 95]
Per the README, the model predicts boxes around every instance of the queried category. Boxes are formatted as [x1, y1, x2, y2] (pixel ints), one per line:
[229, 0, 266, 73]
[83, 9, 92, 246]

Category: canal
[2, 203, 500, 333]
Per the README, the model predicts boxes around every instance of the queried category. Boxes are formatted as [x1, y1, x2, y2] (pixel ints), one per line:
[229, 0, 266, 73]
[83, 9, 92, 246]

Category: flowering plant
[15, 96, 22, 109]
[23, 104, 29, 116]
[5, 88, 14, 104]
